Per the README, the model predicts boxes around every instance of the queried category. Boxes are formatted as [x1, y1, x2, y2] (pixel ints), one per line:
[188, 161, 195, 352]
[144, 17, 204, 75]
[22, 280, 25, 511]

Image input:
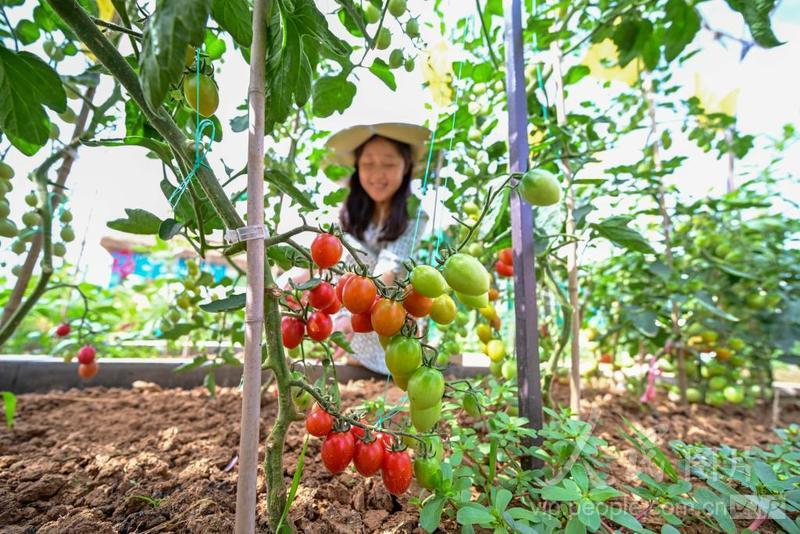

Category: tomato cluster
[495, 247, 514, 277]
[76, 344, 98, 379]
[305, 404, 413, 495]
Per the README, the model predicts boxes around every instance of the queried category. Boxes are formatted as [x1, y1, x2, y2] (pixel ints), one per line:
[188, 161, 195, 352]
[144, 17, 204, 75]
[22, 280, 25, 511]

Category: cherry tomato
[322, 297, 341, 315]
[385, 336, 422, 377]
[496, 260, 514, 277]
[281, 316, 305, 349]
[370, 298, 406, 337]
[55, 323, 71, 337]
[308, 281, 336, 310]
[311, 233, 343, 269]
[463, 392, 481, 417]
[342, 276, 377, 314]
[286, 295, 301, 310]
[335, 273, 355, 302]
[407, 366, 445, 410]
[428, 294, 456, 325]
[488, 288, 500, 301]
[498, 247, 513, 266]
[476, 323, 492, 343]
[305, 405, 333, 437]
[519, 169, 561, 206]
[351, 312, 373, 333]
[306, 311, 333, 341]
[442, 253, 490, 296]
[409, 265, 448, 298]
[374, 431, 393, 449]
[403, 288, 432, 317]
[77, 345, 96, 364]
[381, 449, 413, 495]
[78, 361, 98, 379]
[350, 420, 366, 440]
[414, 455, 442, 490]
[410, 401, 442, 432]
[486, 339, 506, 362]
[353, 437, 384, 476]
[183, 74, 219, 117]
[321, 430, 355, 474]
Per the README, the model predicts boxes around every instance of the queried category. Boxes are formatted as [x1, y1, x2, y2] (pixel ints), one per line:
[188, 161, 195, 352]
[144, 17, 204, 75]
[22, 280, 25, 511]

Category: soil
[1, 379, 798, 533]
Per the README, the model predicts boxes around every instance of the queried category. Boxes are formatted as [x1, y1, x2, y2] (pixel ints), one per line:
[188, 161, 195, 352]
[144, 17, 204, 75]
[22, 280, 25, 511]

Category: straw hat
[325, 122, 432, 171]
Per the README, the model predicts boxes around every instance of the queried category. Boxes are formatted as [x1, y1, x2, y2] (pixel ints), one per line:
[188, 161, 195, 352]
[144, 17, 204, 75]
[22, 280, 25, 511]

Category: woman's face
[357, 136, 407, 204]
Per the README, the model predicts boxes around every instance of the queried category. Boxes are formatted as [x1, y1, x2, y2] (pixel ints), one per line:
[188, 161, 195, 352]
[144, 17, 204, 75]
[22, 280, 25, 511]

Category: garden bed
[1, 379, 798, 533]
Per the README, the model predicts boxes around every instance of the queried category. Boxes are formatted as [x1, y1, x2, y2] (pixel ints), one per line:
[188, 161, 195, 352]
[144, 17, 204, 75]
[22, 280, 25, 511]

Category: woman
[326, 122, 431, 374]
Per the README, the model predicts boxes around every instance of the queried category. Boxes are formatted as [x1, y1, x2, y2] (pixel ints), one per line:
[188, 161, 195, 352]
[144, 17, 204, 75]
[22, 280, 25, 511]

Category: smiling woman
[323, 122, 432, 374]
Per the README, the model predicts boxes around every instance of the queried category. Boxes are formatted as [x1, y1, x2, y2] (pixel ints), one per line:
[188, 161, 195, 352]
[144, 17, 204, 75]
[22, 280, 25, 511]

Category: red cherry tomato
[306, 311, 333, 341]
[350, 421, 366, 440]
[78, 361, 98, 379]
[77, 345, 96, 364]
[322, 430, 355, 474]
[371, 298, 406, 337]
[375, 431, 393, 449]
[351, 312, 373, 333]
[281, 316, 305, 349]
[305, 405, 333, 437]
[322, 297, 342, 315]
[382, 449, 413, 495]
[495, 260, 514, 277]
[498, 247, 513, 266]
[403, 288, 432, 318]
[308, 281, 336, 310]
[343, 276, 377, 314]
[286, 295, 302, 311]
[55, 323, 71, 337]
[335, 273, 355, 302]
[311, 233, 343, 269]
[353, 437, 384, 477]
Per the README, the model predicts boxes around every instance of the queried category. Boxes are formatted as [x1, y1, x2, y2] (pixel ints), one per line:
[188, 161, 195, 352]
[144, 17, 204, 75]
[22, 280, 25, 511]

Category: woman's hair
[339, 135, 414, 242]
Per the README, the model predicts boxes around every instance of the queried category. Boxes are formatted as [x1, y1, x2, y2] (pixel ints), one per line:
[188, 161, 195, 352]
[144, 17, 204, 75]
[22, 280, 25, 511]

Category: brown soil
[0, 380, 798, 533]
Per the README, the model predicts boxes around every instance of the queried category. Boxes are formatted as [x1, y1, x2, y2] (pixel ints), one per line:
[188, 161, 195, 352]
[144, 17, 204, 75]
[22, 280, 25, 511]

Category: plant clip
[224, 224, 266, 244]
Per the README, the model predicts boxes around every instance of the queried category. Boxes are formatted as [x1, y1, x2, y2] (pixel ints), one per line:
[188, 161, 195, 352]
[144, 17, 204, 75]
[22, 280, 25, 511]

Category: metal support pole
[503, 0, 543, 468]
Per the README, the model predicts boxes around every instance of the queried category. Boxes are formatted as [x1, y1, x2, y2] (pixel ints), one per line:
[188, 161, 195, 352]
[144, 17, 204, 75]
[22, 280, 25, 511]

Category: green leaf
[329, 331, 354, 354]
[571, 464, 589, 493]
[663, 0, 701, 61]
[174, 355, 209, 373]
[602, 506, 644, 531]
[312, 75, 357, 118]
[456, 503, 495, 526]
[276, 436, 309, 532]
[420, 495, 446, 533]
[588, 486, 623, 502]
[265, 169, 315, 210]
[724, 0, 782, 48]
[693, 487, 736, 534]
[265, 0, 350, 128]
[158, 323, 196, 339]
[368, 58, 397, 90]
[158, 218, 183, 240]
[211, 0, 252, 48]
[661, 525, 680, 534]
[323, 188, 348, 207]
[540, 479, 582, 502]
[495, 488, 512, 512]
[268, 244, 308, 270]
[200, 293, 246, 312]
[140, 0, 211, 110]
[83, 136, 173, 163]
[694, 291, 739, 322]
[16, 20, 40, 45]
[624, 305, 659, 337]
[564, 65, 590, 85]
[565, 516, 586, 534]
[1, 391, 16, 429]
[577, 499, 601, 531]
[0, 47, 66, 155]
[621, 417, 679, 481]
[203, 371, 216, 398]
[591, 216, 654, 254]
[107, 208, 163, 235]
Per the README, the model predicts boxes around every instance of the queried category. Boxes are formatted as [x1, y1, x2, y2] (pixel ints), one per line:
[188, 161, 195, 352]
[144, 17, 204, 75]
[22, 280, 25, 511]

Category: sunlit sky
[1, 0, 798, 285]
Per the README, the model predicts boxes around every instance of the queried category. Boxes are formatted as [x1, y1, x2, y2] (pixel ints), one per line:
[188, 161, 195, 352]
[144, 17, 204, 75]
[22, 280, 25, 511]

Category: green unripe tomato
[43, 41, 55, 55]
[489, 359, 503, 378]
[413, 455, 442, 490]
[11, 265, 21, 277]
[52, 242, 67, 257]
[462, 392, 481, 417]
[0, 200, 9, 218]
[443, 253, 490, 296]
[0, 162, 14, 180]
[183, 75, 219, 117]
[410, 401, 441, 432]
[407, 366, 445, 410]
[410, 265, 448, 297]
[404, 57, 415, 72]
[406, 18, 420, 38]
[25, 193, 38, 207]
[59, 210, 73, 223]
[60, 226, 75, 242]
[363, 2, 380, 24]
[388, 0, 406, 17]
[376, 27, 391, 50]
[686, 387, 702, 403]
[184, 46, 196, 68]
[389, 49, 404, 69]
[723, 385, 744, 404]
[168, 308, 181, 322]
[11, 240, 26, 255]
[501, 359, 517, 380]
[49, 122, 60, 140]
[22, 211, 41, 227]
[59, 108, 77, 124]
[519, 169, 561, 206]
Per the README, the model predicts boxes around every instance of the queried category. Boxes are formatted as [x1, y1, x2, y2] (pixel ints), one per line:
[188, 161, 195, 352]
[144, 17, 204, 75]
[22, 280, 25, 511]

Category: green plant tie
[168, 48, 216, 210]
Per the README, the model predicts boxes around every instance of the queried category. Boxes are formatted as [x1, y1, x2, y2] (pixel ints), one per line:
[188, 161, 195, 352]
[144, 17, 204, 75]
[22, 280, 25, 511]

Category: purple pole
[503, 0, 543, 467]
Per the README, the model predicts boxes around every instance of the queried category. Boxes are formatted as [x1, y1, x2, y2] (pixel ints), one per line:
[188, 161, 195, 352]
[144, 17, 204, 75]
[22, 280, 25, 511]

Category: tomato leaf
[724, 0, 782, 48]
[591, 216, 654, 254]
[83, 136, 173, 163]
[0, 391, 16, 429]
[107, 208, 163, 235]
[264, 169, 315, 210]
[200, 293, 246, 313]
[174, 355, 209, 373]
[203, 371, 216, 398]
[323, 188, 348, 207]
[0, 46, 66, 155]
[211, 0, 252, 48]
[158, 218, 184, 240]
[419, 495, 445, 533]
[663, 0, 701, 61]
[564, 65, 590, 85]
[140, 0, 211, 110]
[694, 291, 739, 322]
[312, 75, 357, 118]
[329, 332, 354, 354]
[368, 58, 397, 90]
